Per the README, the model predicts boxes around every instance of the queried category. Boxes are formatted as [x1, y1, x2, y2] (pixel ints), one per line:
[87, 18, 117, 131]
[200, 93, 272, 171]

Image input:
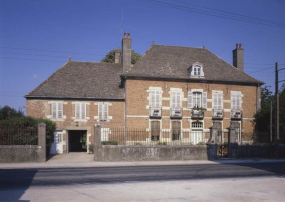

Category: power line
[244, 63, 274, 66]
[140, 0, 285, 28]
[0, 47, 105, 56]
[171, 0, 285, 27]
[247, 67, 273, 74]
[0, 57, 65, 63]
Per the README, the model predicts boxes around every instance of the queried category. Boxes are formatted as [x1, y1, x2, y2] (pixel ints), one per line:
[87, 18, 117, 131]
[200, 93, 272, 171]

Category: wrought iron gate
[217, 130, 228, 158]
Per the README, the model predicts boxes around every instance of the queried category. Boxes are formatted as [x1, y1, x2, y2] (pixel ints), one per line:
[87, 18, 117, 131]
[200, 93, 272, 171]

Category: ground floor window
[151, 121, 160, 141]
[172, 121, 181, 141]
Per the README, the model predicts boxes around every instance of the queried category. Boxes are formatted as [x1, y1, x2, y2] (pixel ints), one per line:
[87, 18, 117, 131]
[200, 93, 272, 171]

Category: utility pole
[270, 100, 272, 143]
[275, 62, 279, 158]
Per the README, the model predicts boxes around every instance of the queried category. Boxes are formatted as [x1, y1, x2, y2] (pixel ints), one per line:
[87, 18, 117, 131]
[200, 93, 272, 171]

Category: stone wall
[237, 145, 285, 159]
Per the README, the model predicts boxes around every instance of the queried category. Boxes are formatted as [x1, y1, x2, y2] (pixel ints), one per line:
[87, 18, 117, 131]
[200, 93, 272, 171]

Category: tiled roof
[124, 44, 263, 84]
[26, 61, 124, 99]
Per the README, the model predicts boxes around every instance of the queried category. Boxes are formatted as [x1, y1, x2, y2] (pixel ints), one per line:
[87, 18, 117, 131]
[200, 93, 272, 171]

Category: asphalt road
[1, 163, 285, 201]
[0, 162, 285, 189]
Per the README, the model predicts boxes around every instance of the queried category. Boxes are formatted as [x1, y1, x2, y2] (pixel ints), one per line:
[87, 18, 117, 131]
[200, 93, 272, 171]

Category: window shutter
[75, 103, 80, 119]
[213, 93, 218, 109]
[98, 102, 103, 121]
[58, 102, 63, 119]
[171, 92, 176, 108]
[52, 102, 57, 119]
[81, 103, 86, 120]
[150, 91, 155, 107]
[218, 93, 223, 109]
[188, 91, 193, 108]
[103, 103, 108, 121]
[155, 91, 160, 107]
[202, 92, 207, 109]
[237, 94, 241, 110]
[151, 121, 160, 137]
[177, 92, 181, 108]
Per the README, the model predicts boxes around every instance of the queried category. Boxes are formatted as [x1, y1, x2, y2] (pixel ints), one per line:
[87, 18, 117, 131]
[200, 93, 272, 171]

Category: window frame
[75, 102, 87, 120]
[98, 102, 109, 122]
[51, 102, 63, 119]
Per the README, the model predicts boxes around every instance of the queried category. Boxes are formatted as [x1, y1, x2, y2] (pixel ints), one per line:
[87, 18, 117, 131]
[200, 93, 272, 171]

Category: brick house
[25, 33, 263, 154]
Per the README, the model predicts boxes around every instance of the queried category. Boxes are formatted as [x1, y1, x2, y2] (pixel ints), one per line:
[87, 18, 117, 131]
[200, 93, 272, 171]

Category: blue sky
[1, 0, 285, 111]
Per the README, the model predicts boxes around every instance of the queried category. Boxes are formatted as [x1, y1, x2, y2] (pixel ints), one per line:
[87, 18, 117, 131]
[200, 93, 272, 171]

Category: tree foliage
[101, 49, 142, 64]
[0, 105, 24, 120]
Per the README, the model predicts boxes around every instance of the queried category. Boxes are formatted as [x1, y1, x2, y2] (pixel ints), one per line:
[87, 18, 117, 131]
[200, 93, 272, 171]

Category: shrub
[88, 144, 94, 153]
[101, 141, 118, 145]
[134, 142, 143, 145]
[197, 141, 206, 145]
[0, 116, 56, 155]
[157, 141, 167, 145]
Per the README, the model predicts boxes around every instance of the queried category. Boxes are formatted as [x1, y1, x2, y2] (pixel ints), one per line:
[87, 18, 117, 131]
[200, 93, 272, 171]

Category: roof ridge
[25, 61, 69, 96]
[70, 61, 120, 65]
[153, 44, 205, 49]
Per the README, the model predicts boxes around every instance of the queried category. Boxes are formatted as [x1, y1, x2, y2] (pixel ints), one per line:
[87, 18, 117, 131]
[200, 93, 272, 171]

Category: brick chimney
[115, 50, 121, 64]
[122, 33, 132, 72]
[233, 43, 244, 72]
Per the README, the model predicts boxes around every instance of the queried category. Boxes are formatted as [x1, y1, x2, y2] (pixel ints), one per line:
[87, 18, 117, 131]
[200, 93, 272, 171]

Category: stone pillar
[38, 122, 46, 162]
[94, 124, 102, 161]
[228, 123, 238, 159]
[207, 144, 217, 160]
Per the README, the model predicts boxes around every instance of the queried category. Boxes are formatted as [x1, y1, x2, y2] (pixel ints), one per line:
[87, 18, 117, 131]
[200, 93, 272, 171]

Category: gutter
[25, 96, 125, 101]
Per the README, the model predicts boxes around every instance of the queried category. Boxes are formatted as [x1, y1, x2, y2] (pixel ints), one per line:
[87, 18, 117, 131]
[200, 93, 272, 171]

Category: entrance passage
[68, 130, 87, 152]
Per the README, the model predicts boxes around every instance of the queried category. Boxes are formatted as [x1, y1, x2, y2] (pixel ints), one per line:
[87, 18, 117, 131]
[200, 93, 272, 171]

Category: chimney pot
[127, 33, 130, 38]
[236, 43, 238, 49]
[239, 44, 242, 49]
[124, 33, 126, 38]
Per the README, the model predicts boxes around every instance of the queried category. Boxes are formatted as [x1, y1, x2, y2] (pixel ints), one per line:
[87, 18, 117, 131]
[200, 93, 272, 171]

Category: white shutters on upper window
[231, 92, 242, 110]
[213, 92, 223, 109]
[51, 102, 63, 119]
[188, 91, 207, 109]
[75, 103, 86, 120]
[98, 102, 109, 121]
[150, 90, 161, 108]
[171, 91, 181, 108]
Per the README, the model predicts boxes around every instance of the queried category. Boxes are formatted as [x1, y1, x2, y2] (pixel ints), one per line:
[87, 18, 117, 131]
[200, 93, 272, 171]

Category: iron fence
[101, 128, 210, 146]
[0, 126, 38, 145]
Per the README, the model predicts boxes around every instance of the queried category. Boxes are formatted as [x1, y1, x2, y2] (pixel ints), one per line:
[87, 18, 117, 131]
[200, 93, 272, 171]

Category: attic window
[189, 62, 205, 78]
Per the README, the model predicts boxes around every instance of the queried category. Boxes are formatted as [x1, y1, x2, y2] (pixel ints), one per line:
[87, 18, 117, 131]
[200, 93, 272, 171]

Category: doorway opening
[68, 130, 87, 152]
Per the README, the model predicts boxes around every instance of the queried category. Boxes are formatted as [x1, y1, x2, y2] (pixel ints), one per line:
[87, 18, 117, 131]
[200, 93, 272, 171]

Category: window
[231, 92, 241, 110]
[52, 102, 63, 119]
[56, 133, 62, 143]
[192, 122, 203, 129]
[194, 65, 201, 76]
[213, 92, 223, 109]
[75, 103, 86, 120]
[172, 121, 181, 141]
[171, 91, 181, 108]
[150, 90, 161, 108]
[188, 91, 207, 109]
[98, 102, 109, 121]
[151, 121, 160, 141]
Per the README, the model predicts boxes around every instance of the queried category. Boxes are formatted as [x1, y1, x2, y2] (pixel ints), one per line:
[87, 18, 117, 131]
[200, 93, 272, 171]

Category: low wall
[0, 145, 45, 163]
[100, 145, 212, 161]
[237, 145, 285, 159]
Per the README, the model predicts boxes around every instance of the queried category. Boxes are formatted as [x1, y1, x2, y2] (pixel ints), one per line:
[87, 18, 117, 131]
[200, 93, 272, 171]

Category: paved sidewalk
[1, 154, 285, 169]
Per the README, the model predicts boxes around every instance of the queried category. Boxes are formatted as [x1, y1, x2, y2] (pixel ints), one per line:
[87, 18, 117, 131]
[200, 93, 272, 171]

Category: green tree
[0, 105, 24, 120]
[101, 49, 142, 64]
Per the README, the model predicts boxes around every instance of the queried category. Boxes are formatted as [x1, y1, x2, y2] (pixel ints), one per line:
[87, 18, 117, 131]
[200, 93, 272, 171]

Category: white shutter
[81, 103, 86, 120]
[98, 102, 103, 121]
[213, 93, 218, 110]
[237, 94, 241, 110]
[103, 103, 108, 121]
[75, 103, 80, 119]
[202, 92, 207, 109]
[188, 91, 193, 108]
[58, 102, 63, 119]
[171, 92, 176, 108]
[52, 102, 57, 119]
[150, 91, 155, 107]
[177, 92, 181, 108]
[218, 93, 223, 109]
[155, 91, 160, 107]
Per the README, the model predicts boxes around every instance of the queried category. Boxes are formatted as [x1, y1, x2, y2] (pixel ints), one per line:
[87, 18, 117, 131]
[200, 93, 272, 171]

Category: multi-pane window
[172, 121, 181, 141]
[188, 91, 207, 109]
[75, 103, 86, 120]
[213, 92, 223, 109]
[194, 65, 201, 76]
[231, 92, 242, 110]
[171, 91, 181, 108]
[150, 90, 161, 108]
[151, 121, 160, 141]
[192, 122, 203, 129]
[52, 102, 63, 119]
[98, 102, 108, 121]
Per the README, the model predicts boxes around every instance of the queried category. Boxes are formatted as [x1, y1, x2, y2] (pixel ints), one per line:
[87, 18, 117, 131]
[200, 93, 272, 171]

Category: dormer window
[189, 62, 205, 78]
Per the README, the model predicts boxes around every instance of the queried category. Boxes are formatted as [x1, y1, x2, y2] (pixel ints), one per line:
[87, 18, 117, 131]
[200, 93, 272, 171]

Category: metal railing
[100, 128, 210, 146]
[212, 109, 224, 119]
[231, 109, 242, 119]
[149, 107, 162, 118]
[0, 126, 38, 145]
[191, 110, 204, 119]
[170, 107, 183, 118]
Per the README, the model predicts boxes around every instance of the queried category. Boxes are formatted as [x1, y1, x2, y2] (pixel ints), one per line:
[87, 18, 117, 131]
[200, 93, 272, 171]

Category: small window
[172, 121, 181, 141]
[194, 65, 201, 76]
[192, 122, 203, 129]
[52, 102, 63, 119]
[151, 121, 160, 141]
[189, 62, 204, 77]
[75, 103, 86, 120]
[98, 102, 109, 121]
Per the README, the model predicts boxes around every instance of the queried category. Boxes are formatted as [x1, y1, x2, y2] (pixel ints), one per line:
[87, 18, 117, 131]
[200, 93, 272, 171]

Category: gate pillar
[228, 122, 238, 159]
